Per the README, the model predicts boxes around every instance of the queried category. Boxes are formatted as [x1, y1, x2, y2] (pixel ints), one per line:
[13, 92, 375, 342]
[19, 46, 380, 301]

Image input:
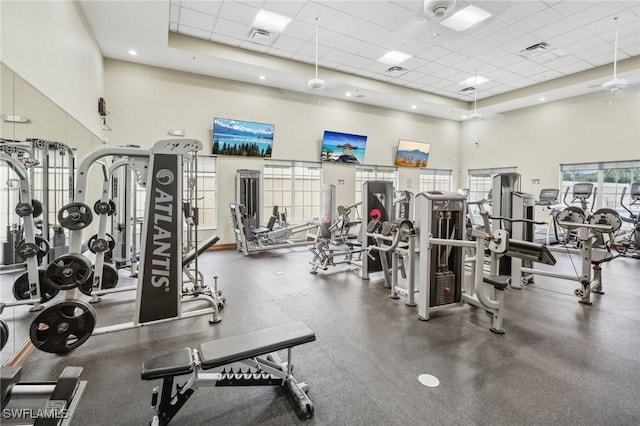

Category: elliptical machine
[615, 182, 640, 258]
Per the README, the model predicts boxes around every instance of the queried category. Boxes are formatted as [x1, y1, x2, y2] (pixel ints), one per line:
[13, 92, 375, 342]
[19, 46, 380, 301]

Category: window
[467, 166, 517, 202]
[263, 160, 322, 222]
[419, 169, 453, 192]
[560, 160, 640, 215]
[355, 165, 398, 205]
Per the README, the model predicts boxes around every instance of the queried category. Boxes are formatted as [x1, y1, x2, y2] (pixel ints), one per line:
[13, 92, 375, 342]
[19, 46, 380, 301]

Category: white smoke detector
[424, 0, 457, 19]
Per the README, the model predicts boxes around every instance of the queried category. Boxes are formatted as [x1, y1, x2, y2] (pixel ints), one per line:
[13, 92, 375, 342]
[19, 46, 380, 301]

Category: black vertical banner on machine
[138, 154, 180, 323]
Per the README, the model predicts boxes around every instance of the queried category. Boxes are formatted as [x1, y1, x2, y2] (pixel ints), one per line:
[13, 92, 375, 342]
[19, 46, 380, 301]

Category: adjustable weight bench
[141, 322, 316, 425]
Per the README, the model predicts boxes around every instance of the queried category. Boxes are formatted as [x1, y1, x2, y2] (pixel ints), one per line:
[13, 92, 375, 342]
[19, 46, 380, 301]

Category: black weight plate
[16, 237, 50, 260]
[16, 242, 39, 259]
[58, 202, 93, 230]
[15, 202, 34, 217]
[79, 263, 119, 296]
[0, 319, 8, 351]
[88, 233, 115, 254]
[108, 199, 117, 215]
[32, 199, 43, 218]
[29, 300, 96, 354]
[12, 269, 59, 302]
[45, 254, 93, 290]
[93, 200, 112, 215]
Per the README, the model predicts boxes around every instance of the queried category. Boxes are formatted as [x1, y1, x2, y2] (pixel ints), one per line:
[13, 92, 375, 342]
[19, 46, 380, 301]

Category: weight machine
[415, 191, 555, 333]
[28, 140, 223, 355]
[511, 205, 622, 304]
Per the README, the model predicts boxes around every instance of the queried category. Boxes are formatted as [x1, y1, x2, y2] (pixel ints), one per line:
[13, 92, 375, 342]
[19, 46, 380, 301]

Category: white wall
[0, 0, 104, 137]
[459, 86, 640, 195]
[104, 59, 462, 243]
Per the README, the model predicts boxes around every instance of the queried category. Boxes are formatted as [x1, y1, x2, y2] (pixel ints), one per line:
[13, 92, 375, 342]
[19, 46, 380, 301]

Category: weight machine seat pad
[591, 250, 614, 265]
[199, 322, 315, 371]
[506, 239, 557, 266]
[483, 275, 509, 290]
[141, 347, 194, 381]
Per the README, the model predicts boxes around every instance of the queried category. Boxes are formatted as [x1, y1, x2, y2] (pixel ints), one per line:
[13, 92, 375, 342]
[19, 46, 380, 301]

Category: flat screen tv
[394, 139, 431, 168]
[320, 130, 367, 164]
[212, 117, 274, 158]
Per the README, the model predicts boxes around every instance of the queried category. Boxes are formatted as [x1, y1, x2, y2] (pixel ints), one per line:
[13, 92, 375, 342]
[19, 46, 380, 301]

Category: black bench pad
[199, 322, 315, 370]
[142, 347, 194, 380]
[483, 275, 510, 290]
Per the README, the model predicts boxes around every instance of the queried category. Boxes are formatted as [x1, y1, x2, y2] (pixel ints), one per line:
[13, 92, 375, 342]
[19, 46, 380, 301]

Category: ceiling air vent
[460, 86, 475, 93]
[519, 42, 550, 58]
[386, 66, 408, 76]
[249, 28, 276, 46]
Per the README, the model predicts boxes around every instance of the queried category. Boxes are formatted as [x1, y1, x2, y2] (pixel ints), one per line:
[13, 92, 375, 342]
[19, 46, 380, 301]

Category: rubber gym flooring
[2, 247, 639, 425]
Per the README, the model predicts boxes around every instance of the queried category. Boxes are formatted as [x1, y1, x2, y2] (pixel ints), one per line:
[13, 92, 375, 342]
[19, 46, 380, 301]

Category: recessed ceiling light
[461, 115, 468, 119]
[441, 5, 492, 32]
[259, 75, 266, 80]
[128, 49, 138, 56]
[253, 9, 291, 33]
[459, 75, 489, 86]
[345, 92, 352, 97]
[378, 50, 412, 66]
[539, 97, 546, 102]
[411, 105, 417, 110]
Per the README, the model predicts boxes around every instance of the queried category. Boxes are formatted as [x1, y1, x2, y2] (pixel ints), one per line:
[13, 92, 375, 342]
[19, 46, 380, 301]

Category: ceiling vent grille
[249, 28, 276, 45]
[519, 42, 550, 57]
[460, 86, 475, 93]
[386, 66, 408, 76]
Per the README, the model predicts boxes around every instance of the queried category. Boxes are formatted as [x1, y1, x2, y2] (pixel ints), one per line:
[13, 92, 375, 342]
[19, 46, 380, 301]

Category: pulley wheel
[58, 202, 93, 230]
[45, 253, 93, 290]
[79, 263, 119, 296]
[13, 269, 59, 302]
[29, 300, 96, 354]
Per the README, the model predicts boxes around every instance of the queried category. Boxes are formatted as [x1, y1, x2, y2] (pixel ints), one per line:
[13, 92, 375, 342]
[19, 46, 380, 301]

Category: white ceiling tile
[369, 2, 422, 31]
[338, 55, 374, 69]
[325, 11, 366, 36]
[350, 21, 392, 44]
[178, 25, 213, 40]
[214, 18, 249, 40]
[169, 22, 178, 32]
[282, 19, 315, 42]
[358, 44, 388, 61]
[553, 61, 593, 75]
[466, 17, 510, 39]
[516, 63, 551, 78]
[472, 46, 511, 63]
[515, 7, 565, 34]
[501, 34, 545, 54]
[272, 34, 307, 52]
[543, 54, 582, 69]
[377, 31, 413, 51]
[335, 37, 370, 55]
[533, 20, 580, 42]
[318, 29, 346, 47]
[550, 0, 594, 17]
[462, 39, 495, 56]
[261, 1, 306, 17]
[490, 53, 524, 68]
[568, 3, 627, 26]
[415, 45, 451, 61]
[436, 51, 467, 67]
[498, 2, 547, 24]
[294, 2, 339, 25]
[440, 34, 477, 52]
[267, 47, 295, 59]
[585, 52, 617, 67]
[179, 8, 216, 32]
[414, 62, 446, 75]
[547, 28, 596, 49]
[219, 1, 261, 26]
[181, 1, 222, 17]
[340, 0, 388, 20]
[530, 69, 563, 82]
[321, 49, 352, 64]
[295, 43, 330, 58]
[480, 26, 528, 47]
[483, 68, 514, 81]
[398, 70, 428, 82]
[239, 40, 270, 53]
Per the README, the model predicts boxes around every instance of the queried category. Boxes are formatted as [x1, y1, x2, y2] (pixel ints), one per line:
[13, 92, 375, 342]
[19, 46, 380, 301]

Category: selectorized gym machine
[615, 182, 640, 257]
[415, 191, 555, 333]
[26, 140, 223, 355]
[231, 169, 321, 255]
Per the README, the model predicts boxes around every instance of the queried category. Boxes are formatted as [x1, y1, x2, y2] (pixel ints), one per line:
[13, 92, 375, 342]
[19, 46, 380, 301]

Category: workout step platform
[141, 322, 316, 424]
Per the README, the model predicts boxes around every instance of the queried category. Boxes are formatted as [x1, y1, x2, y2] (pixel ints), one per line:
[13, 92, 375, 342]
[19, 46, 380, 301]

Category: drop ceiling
[79, 0, 640, 121]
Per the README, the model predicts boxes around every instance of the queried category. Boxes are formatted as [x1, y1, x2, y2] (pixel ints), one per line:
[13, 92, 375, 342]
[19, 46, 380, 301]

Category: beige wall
[459, 85, 640, 195]
[0, 0, 104, 137]
[104, 59, 462, 243]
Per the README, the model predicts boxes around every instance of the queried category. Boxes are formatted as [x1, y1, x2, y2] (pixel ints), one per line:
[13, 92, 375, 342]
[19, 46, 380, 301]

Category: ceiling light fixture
[345, 92, 352, 97]
[440, 5, 491, 32]
[539, 97, 546, 102]
[378, 51, 412, 66]
[128, 49, 138, 56]
[411, 105, 417, 110]
[459, 75, 489, 86]
[259, 75, 266, 80]
[253, 9, 291, 33]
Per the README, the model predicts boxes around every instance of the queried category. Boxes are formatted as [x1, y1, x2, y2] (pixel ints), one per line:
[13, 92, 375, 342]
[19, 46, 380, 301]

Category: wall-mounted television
[320, 130, 367, 164]
[394, 139, 431, 168]
[212, 117, 274, 158]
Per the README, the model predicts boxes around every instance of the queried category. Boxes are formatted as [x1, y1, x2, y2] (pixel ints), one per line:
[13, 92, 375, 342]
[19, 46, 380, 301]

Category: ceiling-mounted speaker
[424, 0, 456, 19]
